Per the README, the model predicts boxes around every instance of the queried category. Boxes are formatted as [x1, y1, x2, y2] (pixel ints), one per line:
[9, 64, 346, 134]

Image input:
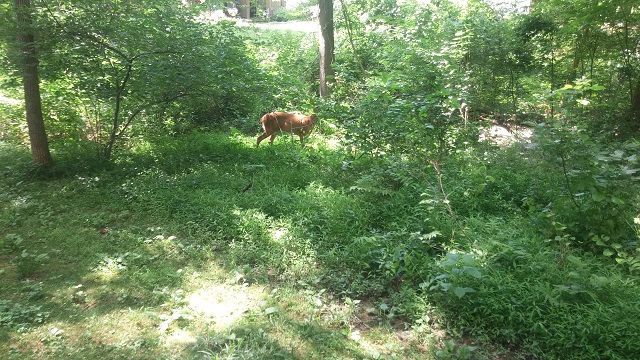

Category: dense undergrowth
[1, 127, 639, 359]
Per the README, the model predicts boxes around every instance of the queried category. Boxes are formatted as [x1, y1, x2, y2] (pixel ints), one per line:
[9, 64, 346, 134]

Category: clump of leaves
[15, 249, 49, 279]
[2, 234, 49, 278]
[428, 252, 482, 299]
[0, 300, 49, 330]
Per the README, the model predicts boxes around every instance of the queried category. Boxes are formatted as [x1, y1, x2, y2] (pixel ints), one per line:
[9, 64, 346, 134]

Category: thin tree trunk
[339, 0, 364, 74]
[318, 0, 335, 98]
[631, 77, 640, 130]
[15, 0, 53, 166]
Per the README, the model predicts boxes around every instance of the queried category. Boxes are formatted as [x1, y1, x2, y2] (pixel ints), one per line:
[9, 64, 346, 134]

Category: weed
[435, 340, 479, 360]
[0, 300, 49, 330]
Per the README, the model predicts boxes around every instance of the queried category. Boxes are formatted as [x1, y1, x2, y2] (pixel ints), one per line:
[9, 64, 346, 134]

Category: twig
[430, 160, 470, 240]
[559, 148, 582, 212]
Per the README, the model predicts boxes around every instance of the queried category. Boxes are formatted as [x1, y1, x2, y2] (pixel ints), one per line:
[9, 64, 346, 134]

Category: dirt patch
[479, 124, 534, 146]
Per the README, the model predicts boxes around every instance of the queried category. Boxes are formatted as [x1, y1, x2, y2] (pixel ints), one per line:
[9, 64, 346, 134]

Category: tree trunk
[239, 0, 250, 19]
[15, 0, 53, 166]
[631, 77, 640, 131]
[318, 0, 335, 98]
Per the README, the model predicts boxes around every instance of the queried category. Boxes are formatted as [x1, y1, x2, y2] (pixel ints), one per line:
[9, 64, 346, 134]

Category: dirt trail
[237, 20, 318, 33]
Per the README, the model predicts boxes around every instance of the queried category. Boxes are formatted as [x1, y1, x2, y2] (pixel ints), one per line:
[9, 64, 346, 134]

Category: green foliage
[527, 96, 639, 266]
[0, 100, 26, 145]
[244, 28, 318, 117]
[440, 237, 640, 359]
[435, 339, 478, 360]
[2, 0, 272, 159]
[2, 234, 49, 278]
[0, 300, 49, 330]
[269, 6, 313, 22]
[1, 122, 639, 359]
[329, 0, 481, 159]
[428, 253, 482, 299]
[15, 249, 49, 279]
[329, 96, 639, 359]
[1, 1, 640, 359]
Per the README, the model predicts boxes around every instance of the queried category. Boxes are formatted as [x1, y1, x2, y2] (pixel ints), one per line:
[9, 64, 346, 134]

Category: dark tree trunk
[15, 0, 53, 166]
[318, 0, 335, 98]
[631, 77, 640, 131]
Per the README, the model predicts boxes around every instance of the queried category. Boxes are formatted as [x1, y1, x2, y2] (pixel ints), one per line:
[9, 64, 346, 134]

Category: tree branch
[339, 0, 364, 74]
[116, 92, 191, 139]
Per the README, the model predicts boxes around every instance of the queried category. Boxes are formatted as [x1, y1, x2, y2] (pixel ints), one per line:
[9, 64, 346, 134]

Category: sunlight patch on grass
[325, 137, 342, 150]
[10, 196, 31, 208]
[185, 284, 267, 331]
[355, 326, 431, 360]
[90, 254, 127, 282]
[159, 267, 275, 357]
[164, 328, 197, 348]
[270, 227, 289, 243]
[0, 94, 21, 107]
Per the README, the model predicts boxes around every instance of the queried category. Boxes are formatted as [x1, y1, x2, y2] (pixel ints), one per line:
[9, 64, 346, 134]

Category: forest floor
[1, 132, 492, 360]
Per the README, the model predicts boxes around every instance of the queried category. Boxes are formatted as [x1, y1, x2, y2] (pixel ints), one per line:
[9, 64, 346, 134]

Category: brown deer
[256, 112, 318, 147]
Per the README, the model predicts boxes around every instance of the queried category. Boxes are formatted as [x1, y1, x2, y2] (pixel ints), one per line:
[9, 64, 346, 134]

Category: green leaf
[463, 266, 482, 278]
[423, 230, 441, 240]
[453, 287, 474, 299]
[603, 249, 614, 257]
[440, 259, 457, 267]
[610, 197, 625, 205]
[612, 150, 624, 159]
[439, 283, 452, 291]
[264, 307, 278, 315]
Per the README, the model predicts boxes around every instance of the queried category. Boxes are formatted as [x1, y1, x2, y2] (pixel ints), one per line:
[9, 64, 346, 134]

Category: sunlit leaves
[429, 252, 481, 299]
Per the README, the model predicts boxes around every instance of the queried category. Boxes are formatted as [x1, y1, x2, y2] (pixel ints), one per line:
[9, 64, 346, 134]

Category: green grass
[1, 131, 639, 359]
[0, 133, 437, 359]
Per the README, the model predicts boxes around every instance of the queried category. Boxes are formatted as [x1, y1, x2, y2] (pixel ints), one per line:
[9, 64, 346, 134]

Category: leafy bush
[528, 119, 639, 265]
[3, 1, 273, 159]
[0, 300, 49, 329]
[244, 28, 318, 118]
[435, 242, 640, 359]
[0, 101, 27, 145]
[270, 7, 311, 22]
[333, 131, 639, 357]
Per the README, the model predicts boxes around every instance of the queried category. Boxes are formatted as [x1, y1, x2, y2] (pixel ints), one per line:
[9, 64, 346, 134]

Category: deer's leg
[257, 132, 270, 147]
[268, 134, 276, 144]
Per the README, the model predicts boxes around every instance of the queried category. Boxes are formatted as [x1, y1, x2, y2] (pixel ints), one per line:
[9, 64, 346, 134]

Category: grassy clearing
[0, 133, 439, 359]
[1, 130, 639, 360]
